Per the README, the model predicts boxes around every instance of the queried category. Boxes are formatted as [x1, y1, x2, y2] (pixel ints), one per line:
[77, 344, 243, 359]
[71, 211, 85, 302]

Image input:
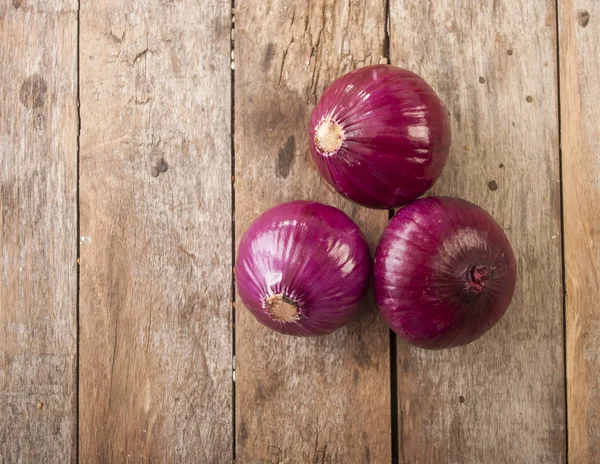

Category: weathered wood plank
[559, 2, 600, 462]
[390, 1, 565, 462]
[79, 0, 233, 461]
[234, 1, 391, 461]
[0, 1, 78, 462]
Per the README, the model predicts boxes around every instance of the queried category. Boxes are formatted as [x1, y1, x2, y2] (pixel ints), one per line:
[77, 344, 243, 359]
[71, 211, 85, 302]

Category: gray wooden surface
[78, 0, 233, 461]
[560, 0, 600, 462]
[0, 1, 78, 462]
[390, 0, 566, 462]
[234, 0, 391, 461]
[1, 0, 597, 462]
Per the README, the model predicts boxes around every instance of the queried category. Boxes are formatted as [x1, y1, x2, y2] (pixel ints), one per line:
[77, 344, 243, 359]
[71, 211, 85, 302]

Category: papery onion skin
[309, 64, 451, 209]
[235, 200, 371, 336]
[373, 197, 517, 349]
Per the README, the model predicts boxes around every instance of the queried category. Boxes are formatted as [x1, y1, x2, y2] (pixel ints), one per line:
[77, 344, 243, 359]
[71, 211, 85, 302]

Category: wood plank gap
[230, 0, 237, 460]
[384, 0, 391, 64]
[553, 0, 569, 460]
[388, 205, 399, 463]
[385, 5, 397, 462]
[389, 331, 399, 464]
[76, 0, 81, 462]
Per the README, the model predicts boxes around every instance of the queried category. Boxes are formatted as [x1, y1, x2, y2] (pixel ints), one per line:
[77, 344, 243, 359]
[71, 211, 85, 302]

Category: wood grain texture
[234, 1, 391, 461]
[390, 1, 565, 462]
[79, 0, 233, 461]
[559, 1, 600, 462]
[0, 1, 77, 463]
[0, 2, 78, 463]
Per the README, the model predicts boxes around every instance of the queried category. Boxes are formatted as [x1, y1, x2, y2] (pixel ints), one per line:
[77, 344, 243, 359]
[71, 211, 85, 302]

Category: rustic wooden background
[0, 0, 598, 462]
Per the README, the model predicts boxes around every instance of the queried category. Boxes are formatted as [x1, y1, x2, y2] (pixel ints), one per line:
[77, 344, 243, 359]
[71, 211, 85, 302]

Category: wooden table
[1, 0, 598, 462]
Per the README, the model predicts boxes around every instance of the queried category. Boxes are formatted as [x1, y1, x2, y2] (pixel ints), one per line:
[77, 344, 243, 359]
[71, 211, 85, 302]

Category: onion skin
[235, 200, 371, 336]
[309, 65, 451, 209]
[374, 197, 517, 349]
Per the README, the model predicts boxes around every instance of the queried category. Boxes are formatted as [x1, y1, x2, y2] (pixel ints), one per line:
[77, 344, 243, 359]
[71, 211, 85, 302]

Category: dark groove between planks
[385, 2, 398, 459]
[389, 329, 399, 463]
[230, 0, 237, 459]
[388, 208, 399, 464]
[76, 1, 82, 461]
[383, 0, 391, 65]
[553, 0, 568, 460]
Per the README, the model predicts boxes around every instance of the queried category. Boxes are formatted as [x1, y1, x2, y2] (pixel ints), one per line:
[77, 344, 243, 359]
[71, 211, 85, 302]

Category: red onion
[235, 200, 371, 336]
[374, 197, 516, 349]
[309, 64, 451, 209]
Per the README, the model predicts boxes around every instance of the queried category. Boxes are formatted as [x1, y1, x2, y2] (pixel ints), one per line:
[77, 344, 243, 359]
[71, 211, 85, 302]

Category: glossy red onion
[309, 64, 451, 209]
[374, 197, 517, 349]
[235, 200, 371, 336]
